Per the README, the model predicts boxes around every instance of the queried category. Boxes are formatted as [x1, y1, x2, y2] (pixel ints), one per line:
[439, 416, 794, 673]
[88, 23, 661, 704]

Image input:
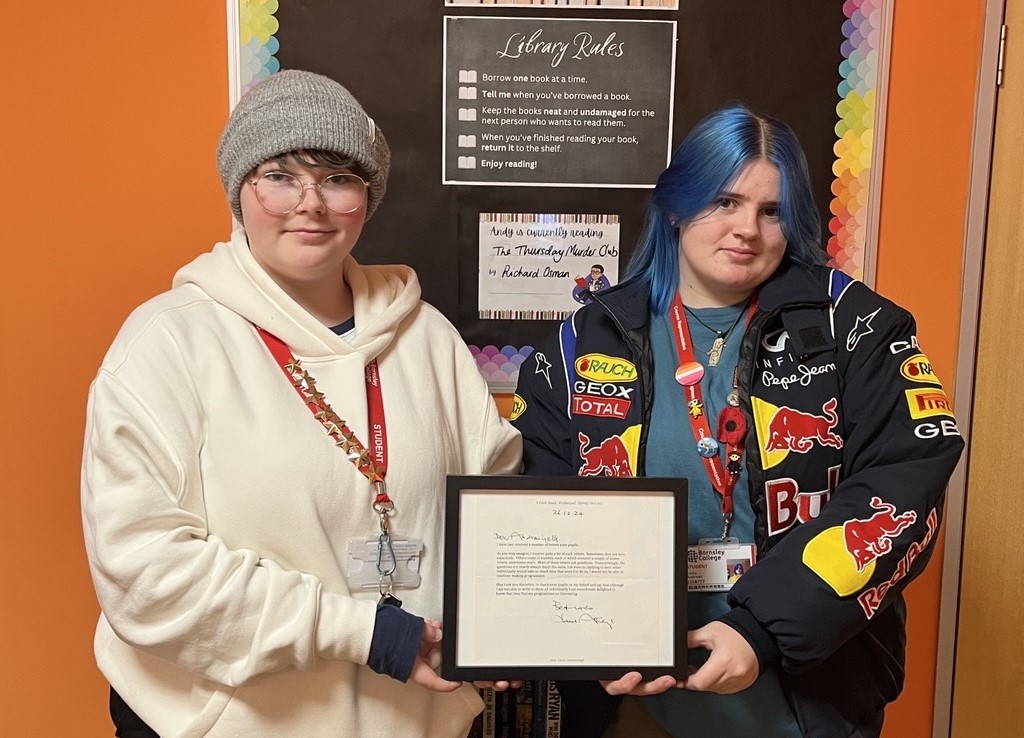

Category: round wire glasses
[247, 171, 368, 215]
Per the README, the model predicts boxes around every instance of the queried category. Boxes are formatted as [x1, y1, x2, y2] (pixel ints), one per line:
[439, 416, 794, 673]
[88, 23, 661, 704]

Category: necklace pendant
[707, 336, 726, 367]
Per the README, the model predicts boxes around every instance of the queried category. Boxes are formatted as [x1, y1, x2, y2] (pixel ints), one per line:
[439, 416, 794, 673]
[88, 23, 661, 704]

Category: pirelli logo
[905, 388, 954, 420]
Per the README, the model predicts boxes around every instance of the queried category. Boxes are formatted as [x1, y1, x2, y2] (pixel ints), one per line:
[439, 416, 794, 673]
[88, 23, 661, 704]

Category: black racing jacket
[512, 260, 964, 737]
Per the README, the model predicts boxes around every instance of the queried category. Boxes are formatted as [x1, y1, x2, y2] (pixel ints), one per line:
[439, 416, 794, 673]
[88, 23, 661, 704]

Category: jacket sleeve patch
[845, 307, 882, 351]
[905, 388, 954, 420]
[899, 353, 941, 384]
[510, 394, 527, 421]
[802, 496, 919, 599]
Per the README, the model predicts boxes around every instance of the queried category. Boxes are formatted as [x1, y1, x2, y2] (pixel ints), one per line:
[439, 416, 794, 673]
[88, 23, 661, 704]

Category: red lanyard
[255, 327, 393, 522]
[668, 295, 756, 536]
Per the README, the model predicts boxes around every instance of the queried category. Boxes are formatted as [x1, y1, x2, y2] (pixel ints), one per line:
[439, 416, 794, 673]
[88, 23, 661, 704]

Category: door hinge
[997, 24, 1006, 87]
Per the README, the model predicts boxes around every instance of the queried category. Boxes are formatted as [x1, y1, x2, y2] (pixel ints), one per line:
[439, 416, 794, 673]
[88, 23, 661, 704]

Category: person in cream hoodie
[81, 70, 522, 737]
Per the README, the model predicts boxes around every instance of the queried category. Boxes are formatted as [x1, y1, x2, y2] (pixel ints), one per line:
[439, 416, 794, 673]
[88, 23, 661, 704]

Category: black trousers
[110, 688, 158, 738]
[556, 680, 623, 738]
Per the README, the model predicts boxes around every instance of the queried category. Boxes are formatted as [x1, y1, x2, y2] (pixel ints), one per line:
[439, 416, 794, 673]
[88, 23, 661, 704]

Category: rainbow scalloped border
[828, 0, 883, 280]
[238, 0, 280, 93]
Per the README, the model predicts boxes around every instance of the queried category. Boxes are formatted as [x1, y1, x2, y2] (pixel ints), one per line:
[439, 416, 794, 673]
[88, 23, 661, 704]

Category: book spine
[530, 680, 548, 738]
[482, 688, 497, 738]
[495, 688, 514, 738]
[544, 680, 562, 738]
[515, 682, 534, 737]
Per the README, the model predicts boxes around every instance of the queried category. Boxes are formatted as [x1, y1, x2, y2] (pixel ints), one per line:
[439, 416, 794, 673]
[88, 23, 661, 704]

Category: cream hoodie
[81, 230, 522, 737]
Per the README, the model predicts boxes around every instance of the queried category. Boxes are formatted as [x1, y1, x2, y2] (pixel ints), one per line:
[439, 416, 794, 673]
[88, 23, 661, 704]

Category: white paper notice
[479, 213, 620, 320]
[456, 490, 674, 667]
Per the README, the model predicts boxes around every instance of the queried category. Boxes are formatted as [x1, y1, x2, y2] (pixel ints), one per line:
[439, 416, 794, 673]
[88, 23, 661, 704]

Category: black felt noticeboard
[271, 1, 843, 349]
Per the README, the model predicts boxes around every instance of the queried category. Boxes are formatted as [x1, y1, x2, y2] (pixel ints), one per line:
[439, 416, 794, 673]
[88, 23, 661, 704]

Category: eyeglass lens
[253, 172, 366, 214]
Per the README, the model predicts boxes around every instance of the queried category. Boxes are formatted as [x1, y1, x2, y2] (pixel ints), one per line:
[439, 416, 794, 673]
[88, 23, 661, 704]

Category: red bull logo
[763, 398, 843, 454]
[857, 509, 938, 618]
[766, 465, 840, 536]
[843, 497, 917, 572]
[577, 429, 638, 477]
[803, 496, 918, 597]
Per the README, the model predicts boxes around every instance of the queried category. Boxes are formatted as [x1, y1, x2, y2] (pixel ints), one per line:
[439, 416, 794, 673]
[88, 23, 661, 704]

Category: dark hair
[590, 265, 604, 273]
[257, 150, 368, 181]
[624, 104, 825, 314]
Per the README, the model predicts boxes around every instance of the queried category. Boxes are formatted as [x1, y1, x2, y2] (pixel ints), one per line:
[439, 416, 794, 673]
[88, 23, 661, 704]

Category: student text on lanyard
[668, 294, 757, 540]
[255, 326, 403, 607]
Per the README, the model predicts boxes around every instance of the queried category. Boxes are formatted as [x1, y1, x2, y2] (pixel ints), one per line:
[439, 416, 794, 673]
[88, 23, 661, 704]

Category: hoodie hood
[172, 228, 421, 360]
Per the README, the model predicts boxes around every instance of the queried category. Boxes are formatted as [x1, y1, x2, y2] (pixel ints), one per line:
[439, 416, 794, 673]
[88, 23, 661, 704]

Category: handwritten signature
[552, 600, 613, 629]
[494, 531, 559, 543]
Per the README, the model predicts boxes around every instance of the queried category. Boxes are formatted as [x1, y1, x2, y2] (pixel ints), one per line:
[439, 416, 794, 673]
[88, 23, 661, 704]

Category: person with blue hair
[512, 104, 962, 737]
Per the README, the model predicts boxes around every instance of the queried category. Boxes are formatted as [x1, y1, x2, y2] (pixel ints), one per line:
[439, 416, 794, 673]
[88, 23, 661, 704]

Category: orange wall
[0, 2, 981, 735]
[2, 4, 229, 735]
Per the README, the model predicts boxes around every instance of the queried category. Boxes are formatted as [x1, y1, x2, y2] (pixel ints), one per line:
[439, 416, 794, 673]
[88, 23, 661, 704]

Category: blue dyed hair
[624, 104, 825, 314]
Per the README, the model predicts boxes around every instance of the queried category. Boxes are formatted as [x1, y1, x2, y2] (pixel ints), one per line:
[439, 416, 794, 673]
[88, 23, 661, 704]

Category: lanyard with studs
[256, 326, 402, 605]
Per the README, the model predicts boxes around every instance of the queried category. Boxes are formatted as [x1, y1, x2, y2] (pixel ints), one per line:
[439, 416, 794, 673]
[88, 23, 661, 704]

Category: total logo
[802, 496, 917, 598]
[900, 353, 940, 384]
[575, 353, 637, 383]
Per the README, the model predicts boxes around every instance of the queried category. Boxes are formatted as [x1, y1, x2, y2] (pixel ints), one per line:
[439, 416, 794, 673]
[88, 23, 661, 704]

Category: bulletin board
[228, 0, 889, 389]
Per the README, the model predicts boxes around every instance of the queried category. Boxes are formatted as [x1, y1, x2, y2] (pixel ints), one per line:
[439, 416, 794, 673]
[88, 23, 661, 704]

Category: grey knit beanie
[217, 70, 390, 221]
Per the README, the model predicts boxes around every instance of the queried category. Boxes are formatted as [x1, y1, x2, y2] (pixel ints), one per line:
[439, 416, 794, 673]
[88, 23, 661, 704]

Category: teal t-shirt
[642, 305, 801, 738]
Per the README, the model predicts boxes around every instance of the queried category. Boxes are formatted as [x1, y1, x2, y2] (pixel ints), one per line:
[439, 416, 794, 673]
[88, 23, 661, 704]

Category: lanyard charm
[376, 531, 401, 607]
[372, 480, 394, 533]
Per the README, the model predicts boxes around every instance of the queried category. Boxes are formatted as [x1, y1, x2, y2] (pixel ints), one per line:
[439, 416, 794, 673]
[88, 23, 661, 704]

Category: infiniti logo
[762, 329, 790, 353]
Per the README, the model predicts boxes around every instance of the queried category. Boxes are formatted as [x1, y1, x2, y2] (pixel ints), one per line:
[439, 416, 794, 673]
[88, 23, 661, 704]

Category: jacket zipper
[590, 292, 650, 476]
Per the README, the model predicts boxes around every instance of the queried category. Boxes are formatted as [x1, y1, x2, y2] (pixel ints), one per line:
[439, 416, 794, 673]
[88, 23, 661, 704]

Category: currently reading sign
[479, 213, 620, 320]
[443, 16, 676, 186]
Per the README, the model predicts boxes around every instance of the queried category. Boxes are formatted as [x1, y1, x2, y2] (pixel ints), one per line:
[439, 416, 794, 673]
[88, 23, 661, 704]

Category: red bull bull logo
[578, 431, 635, 477]
[857, 508, 938, 618]
[843, 497, 917, 572]
[803, 496, 918, 597]
[763, 398, 843, 454]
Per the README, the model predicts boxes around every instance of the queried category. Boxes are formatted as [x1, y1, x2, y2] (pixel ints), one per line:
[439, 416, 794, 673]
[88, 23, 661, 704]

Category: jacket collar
[589, 278, 652, 331]
[757, 259, 830, 312]
[592, 259, 827, 325]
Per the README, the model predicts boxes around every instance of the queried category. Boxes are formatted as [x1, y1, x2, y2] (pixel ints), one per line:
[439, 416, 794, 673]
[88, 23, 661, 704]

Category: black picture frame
[442, 474, 687, 680]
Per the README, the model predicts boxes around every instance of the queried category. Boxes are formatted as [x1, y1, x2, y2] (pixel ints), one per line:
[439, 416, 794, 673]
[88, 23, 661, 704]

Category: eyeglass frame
[245, 170, 370, 215]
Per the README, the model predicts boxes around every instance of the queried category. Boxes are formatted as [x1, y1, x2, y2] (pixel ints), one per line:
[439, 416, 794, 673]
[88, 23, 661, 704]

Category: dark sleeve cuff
[716, 606, 781, 675]
[367, 604, 424, 682]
